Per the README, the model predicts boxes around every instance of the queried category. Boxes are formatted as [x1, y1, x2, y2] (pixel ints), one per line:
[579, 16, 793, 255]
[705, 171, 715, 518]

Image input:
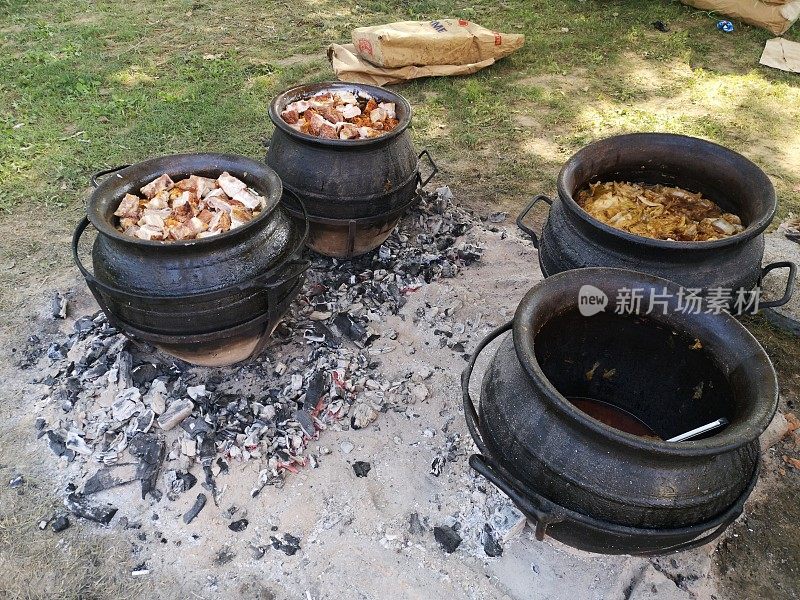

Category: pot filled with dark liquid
[462, 267, 778, 554]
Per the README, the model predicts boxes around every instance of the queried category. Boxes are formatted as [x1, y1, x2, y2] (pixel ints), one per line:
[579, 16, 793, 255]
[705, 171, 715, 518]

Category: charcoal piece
[74, 317, 94, 333]
[214, 546, 235, 565]
[482, 523, 503, 557]
[51, 515, 71, 532]
[433, 525, 462, 553]
[304, 371, 325, 409]
[332, 313, 367, 343]
[46, 431, 67, 457]
[51, 292, 68, 319]
[183, 493, 207, 524]
[131, 363, 158, 387]
[430, 456, 445, 477]
[216, 457, 229, 475]
[293, 410, 315, 437]
[228, 518, 249, 532]
[83, 464, 139, 495]
[312, 322, 340, 348]
[352, 461, 371, 478]
[270, 533, 301, 556]
[9, 474, 24, 488]
[177, 471, 197, 491]
[47, 343, 65, 361]
[128, 433, 165, 500]
[64, 493, 117, 526]
[181, 416, 212, 438]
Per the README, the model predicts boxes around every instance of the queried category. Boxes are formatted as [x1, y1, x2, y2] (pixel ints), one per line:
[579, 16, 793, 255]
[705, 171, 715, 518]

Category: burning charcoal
[9, 474, 24, 489]
[228, 518, 249, 532]
[64, 492, 117, 526]
[352, 461, 371, 477]
[157, 399, 194, 430]
[433, 525, 462, 554]
[83, 464, 139, 495]
[183, 493, 207, 524]
[51, 515, 71, 533]
[482, 523, 503, 557]
[409, 512, 426, 535]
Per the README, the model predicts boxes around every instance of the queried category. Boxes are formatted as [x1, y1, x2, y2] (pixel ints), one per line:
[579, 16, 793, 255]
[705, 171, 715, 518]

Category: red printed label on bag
[458, 19, 468, 26]
[357, 38, 373, 55]
[493, 32, 502, 46]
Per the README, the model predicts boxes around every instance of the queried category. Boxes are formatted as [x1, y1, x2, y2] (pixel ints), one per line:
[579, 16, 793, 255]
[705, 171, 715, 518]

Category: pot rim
[268, 81, 412, 148]
[557, 133, 777, 250]
[87, 153, 284, 249]
[512, 267, 778, 457]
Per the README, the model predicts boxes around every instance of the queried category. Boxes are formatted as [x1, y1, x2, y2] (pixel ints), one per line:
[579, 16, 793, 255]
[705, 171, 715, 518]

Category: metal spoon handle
[667, 418, 729, 442]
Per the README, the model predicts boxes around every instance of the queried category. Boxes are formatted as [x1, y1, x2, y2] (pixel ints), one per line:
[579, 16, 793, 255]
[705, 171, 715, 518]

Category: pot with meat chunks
[266, 82, 437, 259]
[72, 153, 309, 366]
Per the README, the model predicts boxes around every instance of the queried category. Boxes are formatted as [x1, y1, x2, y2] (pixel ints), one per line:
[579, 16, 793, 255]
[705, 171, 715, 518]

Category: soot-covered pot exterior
[465, 269, 778, 553]
[266, 82, 420, 223]
[521, 134, 794, 306]
[76, 153, 306, 338]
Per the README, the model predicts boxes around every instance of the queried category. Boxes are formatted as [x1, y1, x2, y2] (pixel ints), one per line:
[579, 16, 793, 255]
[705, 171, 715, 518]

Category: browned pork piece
[281, 89, 400, 140]
[576, 181, 745, 242]
[114, 171, 267, 242]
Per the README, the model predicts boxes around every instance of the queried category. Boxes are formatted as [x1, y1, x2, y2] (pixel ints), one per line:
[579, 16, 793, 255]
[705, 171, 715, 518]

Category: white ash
[26, 186, 483, 521]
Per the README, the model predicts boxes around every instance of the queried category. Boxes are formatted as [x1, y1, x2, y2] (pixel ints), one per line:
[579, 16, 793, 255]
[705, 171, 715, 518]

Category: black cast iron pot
[72, 153, 309, 355]
[266, 81, 437, 259]
[517, 133, 795, 309]
[462, 268, 778, 555]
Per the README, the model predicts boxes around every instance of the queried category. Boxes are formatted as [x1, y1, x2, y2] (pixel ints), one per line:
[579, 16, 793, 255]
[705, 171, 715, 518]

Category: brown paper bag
[351, 19, 524, 68]
[328, 43, 496, 86]
[680, 0, 800, 35]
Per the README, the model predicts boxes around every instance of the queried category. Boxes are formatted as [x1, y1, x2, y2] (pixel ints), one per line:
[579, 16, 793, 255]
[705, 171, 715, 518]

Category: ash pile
[25, 186, 483, 528]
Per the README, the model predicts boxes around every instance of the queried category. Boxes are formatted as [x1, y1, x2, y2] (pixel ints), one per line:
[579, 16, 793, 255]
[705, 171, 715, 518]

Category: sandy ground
[1, 218, 798, 600]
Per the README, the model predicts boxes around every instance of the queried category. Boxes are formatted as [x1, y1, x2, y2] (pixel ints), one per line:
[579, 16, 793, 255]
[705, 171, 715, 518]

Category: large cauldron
[517, 133, 795, 309]
[266, 82, 436, 259]
[462, 268, 778, 555]
[72, 153, 308, 366]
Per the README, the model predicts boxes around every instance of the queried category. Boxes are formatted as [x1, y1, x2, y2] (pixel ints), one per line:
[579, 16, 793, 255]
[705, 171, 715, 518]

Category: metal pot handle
[758, 261, 797, 309]
[461, 321, 566, 540]
[417, 149, 438, 188]
[516, 195, 553, 249]
[91, 165, 131, 188]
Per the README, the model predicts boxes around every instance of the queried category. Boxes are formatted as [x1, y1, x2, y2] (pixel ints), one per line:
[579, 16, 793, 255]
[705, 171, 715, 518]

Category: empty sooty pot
[462, 267, 778, 555]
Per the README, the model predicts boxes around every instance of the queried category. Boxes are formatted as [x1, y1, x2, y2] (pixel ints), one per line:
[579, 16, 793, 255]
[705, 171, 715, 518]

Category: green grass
[0, 0, 799, 315]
